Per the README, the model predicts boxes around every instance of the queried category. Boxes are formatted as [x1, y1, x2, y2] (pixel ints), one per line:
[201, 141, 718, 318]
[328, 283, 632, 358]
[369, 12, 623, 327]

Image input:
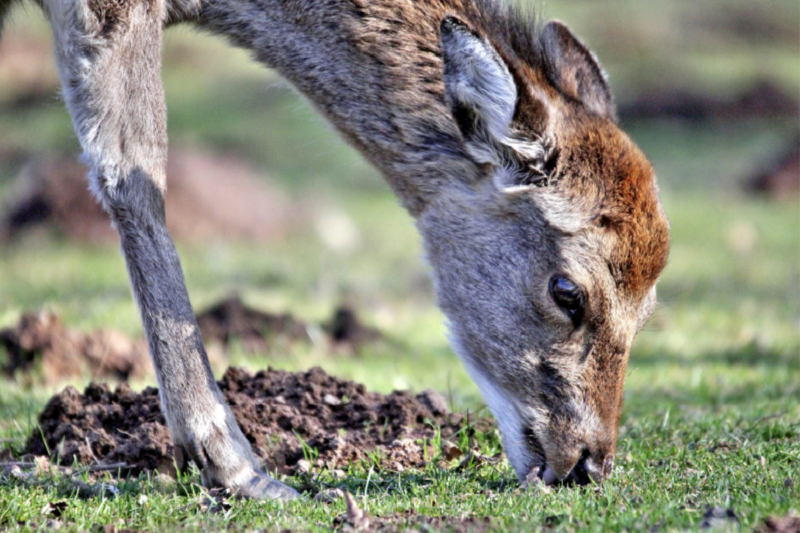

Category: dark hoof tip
[237, 471, 302, 501]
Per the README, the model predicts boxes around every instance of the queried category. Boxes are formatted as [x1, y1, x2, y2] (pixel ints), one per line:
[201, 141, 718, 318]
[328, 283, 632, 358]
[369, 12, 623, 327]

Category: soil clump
[2, 300, 385, 383]
[196, 296, 386, 354]
[0, 149, 299, 244]
[24, 366, 492, 478]
[0, 312, 150, 384]
[745, 138, 800, 201]
[619, 80, 798, 122]
[323, 306, 384, 353]
[196, 295, 311, 353]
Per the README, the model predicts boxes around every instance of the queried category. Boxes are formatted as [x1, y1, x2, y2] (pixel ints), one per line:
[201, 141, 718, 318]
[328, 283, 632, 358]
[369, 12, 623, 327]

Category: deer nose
[568, 450, 614, 485]
[542, 449, 614, 486]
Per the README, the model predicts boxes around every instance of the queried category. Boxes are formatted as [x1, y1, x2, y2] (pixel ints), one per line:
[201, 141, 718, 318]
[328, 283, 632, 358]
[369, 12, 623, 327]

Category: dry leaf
[343, 492, 371, 530]
[520, 466, 550, 493]
[456, 451, 496, 471]
[442, 441, 462, 461]
[314, 488, 346, 503]
[754, 512, 800, 533]
[34, 456, 51, 477]
[42, 500, 69, 518]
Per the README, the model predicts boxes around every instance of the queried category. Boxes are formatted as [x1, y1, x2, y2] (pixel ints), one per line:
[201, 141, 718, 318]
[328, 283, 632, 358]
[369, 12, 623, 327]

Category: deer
[0, 0, 669, 500]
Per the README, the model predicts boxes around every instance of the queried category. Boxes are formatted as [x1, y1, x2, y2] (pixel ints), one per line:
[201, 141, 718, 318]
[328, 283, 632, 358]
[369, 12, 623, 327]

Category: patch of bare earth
[331, 491, 497, 533]
[745, 137, 800, 201]
[0, 311, 150, 384]
[196, 295, 383, 354]
[1, 300, 385, 383]
[755, 513, 800, 533]
[196, 295, 311, 353]
[619, 79, 799, 122]
[24, 366, 492, 480]
[0, 148, 301, 244]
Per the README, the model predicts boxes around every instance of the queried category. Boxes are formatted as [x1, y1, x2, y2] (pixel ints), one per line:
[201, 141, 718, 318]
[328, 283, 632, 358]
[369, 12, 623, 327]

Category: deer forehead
[536, 115, 670, 302]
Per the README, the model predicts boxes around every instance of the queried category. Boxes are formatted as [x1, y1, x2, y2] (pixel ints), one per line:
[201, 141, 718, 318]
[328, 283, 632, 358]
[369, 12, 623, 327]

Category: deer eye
[549, 276, 585, 327]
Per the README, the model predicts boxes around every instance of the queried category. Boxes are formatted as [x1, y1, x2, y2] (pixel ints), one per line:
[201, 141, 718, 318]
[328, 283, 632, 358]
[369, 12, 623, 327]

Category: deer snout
[539, 448, 615, 486]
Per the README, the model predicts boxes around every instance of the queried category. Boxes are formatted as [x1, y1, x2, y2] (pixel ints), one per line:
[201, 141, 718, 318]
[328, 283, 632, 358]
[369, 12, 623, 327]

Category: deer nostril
[541, 448, 611, 486]
[567, 449, 594, 486]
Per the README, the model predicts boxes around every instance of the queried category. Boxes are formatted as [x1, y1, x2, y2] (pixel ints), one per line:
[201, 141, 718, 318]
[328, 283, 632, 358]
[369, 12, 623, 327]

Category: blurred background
[0, 0, 797, 411]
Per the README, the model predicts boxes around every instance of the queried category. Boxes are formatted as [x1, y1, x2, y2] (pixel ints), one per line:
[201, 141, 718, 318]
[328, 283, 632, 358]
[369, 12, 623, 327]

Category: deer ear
[541, 21, 616, 120]
[440, 16, 518, 165]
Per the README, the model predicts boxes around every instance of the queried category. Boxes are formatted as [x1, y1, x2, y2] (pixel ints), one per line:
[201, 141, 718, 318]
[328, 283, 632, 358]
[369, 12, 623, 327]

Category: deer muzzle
[536, 447, 615, 486]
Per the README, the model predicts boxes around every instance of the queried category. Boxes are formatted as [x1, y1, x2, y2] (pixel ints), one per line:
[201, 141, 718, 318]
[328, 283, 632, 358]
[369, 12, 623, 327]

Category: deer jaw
[419, 16, 670, 484]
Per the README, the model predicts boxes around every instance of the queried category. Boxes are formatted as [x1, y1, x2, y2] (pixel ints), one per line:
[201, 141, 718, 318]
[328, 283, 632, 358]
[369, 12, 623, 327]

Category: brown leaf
[456, 451, 496, 471]
[754, 512, 800, 533]
[441, 441, 462, 462]
[34, 456, 51, 477]
[343, 492, 371, 530]
[520, 466, 550, 493]
[2, 463, 27, 481]
[41, 500, 69, 518]
[314, 488, 346, 503]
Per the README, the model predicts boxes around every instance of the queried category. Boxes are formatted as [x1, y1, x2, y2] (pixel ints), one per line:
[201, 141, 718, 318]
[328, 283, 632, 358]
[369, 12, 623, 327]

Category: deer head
[419, 16, 670, 485]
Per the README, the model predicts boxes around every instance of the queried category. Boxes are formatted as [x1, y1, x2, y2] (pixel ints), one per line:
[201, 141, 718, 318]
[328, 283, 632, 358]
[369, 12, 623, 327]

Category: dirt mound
[323, 306, 384, 352]
[25, 366, 491, 478]
[2, 300, 385, 383]
[745, 138, 800, 200]
[0, 312, 150, 384]
[0, 148, 300, 244]
[619, 80, 799, 122]
[197, 296, 385, 354]
[196, 295, 310, 353]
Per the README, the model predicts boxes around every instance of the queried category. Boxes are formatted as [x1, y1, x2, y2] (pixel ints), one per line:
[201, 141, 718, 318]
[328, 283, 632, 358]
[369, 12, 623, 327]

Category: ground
[0, 0, 798, 531]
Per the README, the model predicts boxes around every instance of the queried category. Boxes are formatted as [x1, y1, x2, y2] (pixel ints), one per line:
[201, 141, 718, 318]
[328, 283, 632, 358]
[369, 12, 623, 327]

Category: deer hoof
[236, 470, 302, 501]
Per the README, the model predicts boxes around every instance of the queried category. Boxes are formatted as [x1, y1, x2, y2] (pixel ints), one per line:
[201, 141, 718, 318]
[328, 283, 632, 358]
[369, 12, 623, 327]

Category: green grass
[0, 175, 796, 533]
[0, 403, 796, 532]
[1, 2, 799, 531]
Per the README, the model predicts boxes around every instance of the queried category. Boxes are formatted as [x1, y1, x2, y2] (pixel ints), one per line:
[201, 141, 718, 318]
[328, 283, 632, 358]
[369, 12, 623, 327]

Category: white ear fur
[534, 192, 595, 234]
[491, 138, 550, 192]
[441, 17, 517, 163]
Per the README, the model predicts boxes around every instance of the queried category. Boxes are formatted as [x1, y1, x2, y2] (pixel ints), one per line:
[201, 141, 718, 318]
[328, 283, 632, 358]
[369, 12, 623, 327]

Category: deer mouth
[524, 457, 596, 487]
[522, 428, 552, 485]
[522, 429, 601, 487]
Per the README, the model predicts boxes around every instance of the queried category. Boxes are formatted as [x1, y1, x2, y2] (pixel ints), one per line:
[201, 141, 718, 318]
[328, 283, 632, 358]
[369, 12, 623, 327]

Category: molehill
[25, 366, 491, 478]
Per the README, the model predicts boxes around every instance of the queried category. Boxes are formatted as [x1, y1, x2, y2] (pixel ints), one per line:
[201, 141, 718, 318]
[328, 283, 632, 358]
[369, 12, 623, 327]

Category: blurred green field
[0, 1, 798, 531]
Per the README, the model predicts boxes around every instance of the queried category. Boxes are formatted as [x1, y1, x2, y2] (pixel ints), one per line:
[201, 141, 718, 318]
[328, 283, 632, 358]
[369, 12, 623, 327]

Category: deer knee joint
[99, 170, 167, 234]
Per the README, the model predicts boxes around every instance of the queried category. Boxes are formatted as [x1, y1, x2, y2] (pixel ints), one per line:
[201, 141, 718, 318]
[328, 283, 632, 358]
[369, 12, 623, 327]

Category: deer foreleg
[39, 0, 297, 500]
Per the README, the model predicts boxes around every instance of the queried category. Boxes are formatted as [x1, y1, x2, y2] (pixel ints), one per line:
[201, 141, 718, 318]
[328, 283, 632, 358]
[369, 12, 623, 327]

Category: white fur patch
[448, 331, 532, 479]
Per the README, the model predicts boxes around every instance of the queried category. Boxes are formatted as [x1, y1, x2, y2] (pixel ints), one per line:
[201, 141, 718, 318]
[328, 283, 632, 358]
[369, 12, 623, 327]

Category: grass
[0, 402, 796, 532]
[0, 2, 799, 531]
